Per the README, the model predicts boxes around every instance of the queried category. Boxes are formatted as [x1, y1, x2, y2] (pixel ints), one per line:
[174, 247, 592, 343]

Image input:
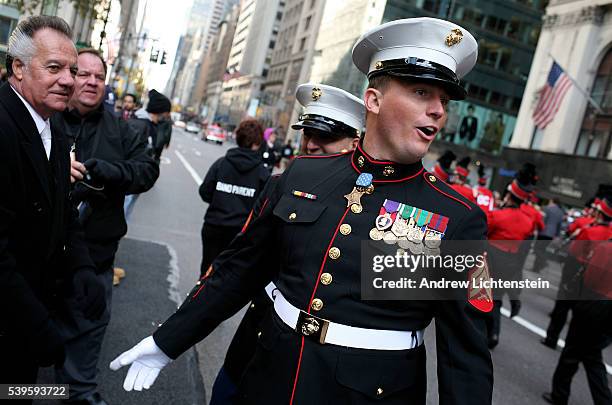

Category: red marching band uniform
[484, 165, 539, 349]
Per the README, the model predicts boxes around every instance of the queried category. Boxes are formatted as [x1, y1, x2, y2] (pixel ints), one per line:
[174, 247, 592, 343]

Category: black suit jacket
[0, 82, 95, 360]
[459, 116, 478, 141]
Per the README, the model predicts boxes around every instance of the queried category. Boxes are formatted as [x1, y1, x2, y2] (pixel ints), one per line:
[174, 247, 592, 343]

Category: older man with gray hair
[0, 16, 105, 394]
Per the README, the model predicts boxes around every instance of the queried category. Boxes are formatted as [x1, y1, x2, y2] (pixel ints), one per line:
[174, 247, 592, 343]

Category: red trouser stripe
[289, 336, 305, 405]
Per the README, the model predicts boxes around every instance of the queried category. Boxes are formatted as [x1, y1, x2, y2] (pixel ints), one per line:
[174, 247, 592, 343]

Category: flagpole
[548, 53, 604, 114]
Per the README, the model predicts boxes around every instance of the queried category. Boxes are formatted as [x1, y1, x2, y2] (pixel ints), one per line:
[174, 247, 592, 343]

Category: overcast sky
[143, 0, 192, 91]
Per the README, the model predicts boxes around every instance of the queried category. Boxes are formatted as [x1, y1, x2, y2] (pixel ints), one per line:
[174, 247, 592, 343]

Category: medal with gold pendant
[391, 204, 413, 238]
[407, 240, 424, 255]
[424, 214, 448, 248]
[345, 173, 374, 213]
[424, 230, 442, 248]
[408, 222, 426, 243]
[397, 236, 411, 249]
[383, 231, 397, 245]
[369, 228, 384, 240]
[370, 199, 399, 241]
[408, 207, 433, 244]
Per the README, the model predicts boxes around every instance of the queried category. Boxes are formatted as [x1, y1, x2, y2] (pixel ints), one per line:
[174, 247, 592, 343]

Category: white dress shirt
[11, 86, 52, 159]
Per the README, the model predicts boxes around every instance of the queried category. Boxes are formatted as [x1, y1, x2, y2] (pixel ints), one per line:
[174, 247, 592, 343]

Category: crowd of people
[1, 13, 610, 405]
[0, 16, 175, 405]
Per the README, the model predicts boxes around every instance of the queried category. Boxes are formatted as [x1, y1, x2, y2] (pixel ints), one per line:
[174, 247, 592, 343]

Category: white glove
[109, 336, 172, 391]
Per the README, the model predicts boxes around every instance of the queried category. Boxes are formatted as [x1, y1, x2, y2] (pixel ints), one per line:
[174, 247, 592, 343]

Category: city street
[39, 127, 611, 404]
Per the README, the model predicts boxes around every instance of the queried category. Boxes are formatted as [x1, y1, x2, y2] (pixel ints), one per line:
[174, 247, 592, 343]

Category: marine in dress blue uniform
[209, 84, 367, 404]
[111, 17, 493, 405]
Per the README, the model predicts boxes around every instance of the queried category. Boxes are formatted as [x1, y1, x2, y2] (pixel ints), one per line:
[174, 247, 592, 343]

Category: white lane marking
[160, 156, 171, 165]
[124, 236, 183, 310]
[500, 307, 612, 375]
[174, 150, 202, 185]
[193, 149, 201, 156]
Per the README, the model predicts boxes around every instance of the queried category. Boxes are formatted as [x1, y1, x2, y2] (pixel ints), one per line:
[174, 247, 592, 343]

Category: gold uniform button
[376, 387, 384, 396]
[250, 303, 255, 309]
[428, 175, 437, 182]
[328, 247, 341, 260]
[311, 298, 324, 311]
[339, 223, 352, 235]
[289, 212, 297, 220]
[257, 331, 262, 338]
[320, 273, 333, 285]
[196, 281, 202, 286]
[351, 204, 363, 214]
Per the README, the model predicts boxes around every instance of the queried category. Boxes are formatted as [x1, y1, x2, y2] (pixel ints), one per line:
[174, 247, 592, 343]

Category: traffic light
[150, 49, 159, 62]
[160, 51, 167, 65]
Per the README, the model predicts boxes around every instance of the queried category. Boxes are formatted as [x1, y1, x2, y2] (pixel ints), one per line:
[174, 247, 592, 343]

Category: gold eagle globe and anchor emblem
[311, 87, 323, 101]
[445, 29, 463, 47]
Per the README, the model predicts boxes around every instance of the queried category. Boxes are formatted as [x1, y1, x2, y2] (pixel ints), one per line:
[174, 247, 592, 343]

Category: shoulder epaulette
[423, 172, 473, 210]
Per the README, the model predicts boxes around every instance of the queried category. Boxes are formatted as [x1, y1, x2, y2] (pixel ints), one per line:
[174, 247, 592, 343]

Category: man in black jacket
[51, 48, 159, 404]
[0, 16, 105, 392]
[123, 89, 171, 221]
[199, 118, 270, 277]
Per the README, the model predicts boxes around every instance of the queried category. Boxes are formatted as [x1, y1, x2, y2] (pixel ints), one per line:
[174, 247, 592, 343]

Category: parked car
[185, 122, 201, 133]
[203, 125, 226, 144]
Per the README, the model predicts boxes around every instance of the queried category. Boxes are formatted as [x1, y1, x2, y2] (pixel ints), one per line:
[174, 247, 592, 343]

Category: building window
[40, 0, 59, 16]
[461, 7, 485, 27]
[304, 16, 311, 30]
[299, 37, 306, 51]
[485, 16, 508, 36]
[575, 48, 612, 158]
[420, 0, 441, 14]
[0, 16, 15, 45]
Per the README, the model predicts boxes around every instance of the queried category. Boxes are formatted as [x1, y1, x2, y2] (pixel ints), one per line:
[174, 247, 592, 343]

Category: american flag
[532, 62, 573, 129]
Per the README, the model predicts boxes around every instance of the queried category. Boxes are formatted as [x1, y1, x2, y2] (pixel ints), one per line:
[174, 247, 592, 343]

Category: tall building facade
[189, 0, 239, 111]
[167, 34, 192, 99]
[20, 0, 101, 45]
[168, 0, 231, 108]
[510, 0, 612, 206]
[108, 0, 141, 96]
[0, 2, 19, 68]
[199, 3, 241, 123]
[260, 0, 326, 131]
[218, 0, 284, 127]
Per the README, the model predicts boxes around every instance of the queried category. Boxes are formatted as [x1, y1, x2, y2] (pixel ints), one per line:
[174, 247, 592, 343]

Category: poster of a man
[458, 104, 478, 145]
[442, 101, 460, 142]
[481, 112, 506, 153]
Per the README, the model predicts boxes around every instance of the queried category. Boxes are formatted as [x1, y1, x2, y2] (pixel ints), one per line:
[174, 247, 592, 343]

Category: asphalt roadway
[35, 127, 611, 404]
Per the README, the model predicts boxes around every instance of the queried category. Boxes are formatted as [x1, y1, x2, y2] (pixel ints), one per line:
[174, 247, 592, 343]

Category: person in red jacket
[473, 165, 494, 213]
[543, 198, 612, 405]
[450, 156, 476, 202]
[431, 150, 456, 182]
[566, 198, 598, 236]
[521, 196, 544, 234]
[485, 166, 538, 349]
[541, 196, 612, 349]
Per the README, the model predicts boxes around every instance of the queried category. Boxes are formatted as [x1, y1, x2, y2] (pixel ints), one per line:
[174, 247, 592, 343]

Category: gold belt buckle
[296, 310, 330, 344]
